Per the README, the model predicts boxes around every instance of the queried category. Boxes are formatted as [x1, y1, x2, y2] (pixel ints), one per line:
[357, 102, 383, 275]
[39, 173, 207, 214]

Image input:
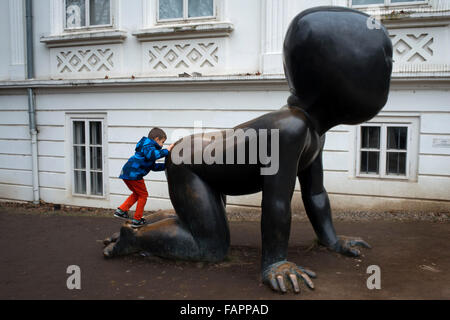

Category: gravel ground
[0, 201, 449, 300]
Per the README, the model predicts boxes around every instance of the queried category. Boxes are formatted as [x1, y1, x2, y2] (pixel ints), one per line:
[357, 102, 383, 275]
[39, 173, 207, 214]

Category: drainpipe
[25, 0, 40, 204]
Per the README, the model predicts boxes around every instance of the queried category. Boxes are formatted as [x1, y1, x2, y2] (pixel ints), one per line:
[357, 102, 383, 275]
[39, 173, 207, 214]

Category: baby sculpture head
[283, 7, 393, 135]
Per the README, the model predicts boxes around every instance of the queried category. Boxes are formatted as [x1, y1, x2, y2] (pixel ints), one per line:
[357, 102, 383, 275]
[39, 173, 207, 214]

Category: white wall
[2, 82, 448, 212]
[0, 92, 33, 201]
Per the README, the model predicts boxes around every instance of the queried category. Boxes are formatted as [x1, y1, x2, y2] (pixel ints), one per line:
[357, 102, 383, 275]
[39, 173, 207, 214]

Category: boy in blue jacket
[114, 128, 173, 228]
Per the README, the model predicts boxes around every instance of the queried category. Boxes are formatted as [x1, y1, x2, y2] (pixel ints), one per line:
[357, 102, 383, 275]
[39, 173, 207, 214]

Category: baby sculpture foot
[103, 224, 139, 258]
[103, 232, 120, 246]
[262, 261, 316, 294]
[327, 236, 372, 257]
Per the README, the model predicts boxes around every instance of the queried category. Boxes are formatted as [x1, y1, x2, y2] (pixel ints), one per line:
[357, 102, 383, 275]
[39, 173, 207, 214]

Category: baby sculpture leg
[104, 161, 230, 263]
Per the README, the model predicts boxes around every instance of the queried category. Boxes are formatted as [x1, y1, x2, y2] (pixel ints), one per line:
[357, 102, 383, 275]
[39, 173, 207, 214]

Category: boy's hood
[135, 136, 162, 155]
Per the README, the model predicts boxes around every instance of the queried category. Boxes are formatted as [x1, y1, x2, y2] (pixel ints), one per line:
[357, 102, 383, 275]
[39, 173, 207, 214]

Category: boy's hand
[168, 143, 175, 152]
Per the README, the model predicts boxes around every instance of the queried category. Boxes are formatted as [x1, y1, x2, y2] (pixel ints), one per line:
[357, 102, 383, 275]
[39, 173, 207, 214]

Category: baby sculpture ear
[287, 94, 302, 107]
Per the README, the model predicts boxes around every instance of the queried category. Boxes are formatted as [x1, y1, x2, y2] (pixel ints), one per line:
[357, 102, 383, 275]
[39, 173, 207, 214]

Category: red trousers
[119, 179, 148, 220]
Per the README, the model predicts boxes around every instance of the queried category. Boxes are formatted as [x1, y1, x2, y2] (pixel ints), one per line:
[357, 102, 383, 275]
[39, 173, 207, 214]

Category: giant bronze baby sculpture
[103, 6, 393, 294]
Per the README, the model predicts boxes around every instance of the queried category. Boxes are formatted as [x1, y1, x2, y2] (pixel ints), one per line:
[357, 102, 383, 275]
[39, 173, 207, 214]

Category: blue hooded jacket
[119, 137, 169, 180]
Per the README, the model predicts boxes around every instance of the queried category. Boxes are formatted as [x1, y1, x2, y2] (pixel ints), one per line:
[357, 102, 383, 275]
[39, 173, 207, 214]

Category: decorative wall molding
[142, 38, 223, 76]
[2, 74, 450, 91]
[57, 49, 114, 73]
[41, 30, 127, 48]
[393, 63, 450, 74]
[383, 15, 450, 29]
[389, 24, 450, 75]
[357, 0, 450, 17]
[50, 45, 121, 78]
[9, 0, 26, 80]
[133, 22, 234, 41]
[391, 32, 434, 63]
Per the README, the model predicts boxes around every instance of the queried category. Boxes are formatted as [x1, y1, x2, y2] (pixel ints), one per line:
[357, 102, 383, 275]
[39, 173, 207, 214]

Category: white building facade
[0, 0, 449, 214]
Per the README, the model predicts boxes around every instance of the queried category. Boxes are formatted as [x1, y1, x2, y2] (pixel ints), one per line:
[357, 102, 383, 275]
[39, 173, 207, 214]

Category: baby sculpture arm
[298, 145, 371, 257]
[260, 130, 316, 294]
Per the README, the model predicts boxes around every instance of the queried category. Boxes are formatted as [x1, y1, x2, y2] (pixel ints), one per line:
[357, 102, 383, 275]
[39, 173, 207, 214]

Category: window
[158, 0, 215, 21]
[65, 0, 111, 29]
[72, 119, 105, 196]
[355, 118, 419, 180]
[352, 0, 427, 6]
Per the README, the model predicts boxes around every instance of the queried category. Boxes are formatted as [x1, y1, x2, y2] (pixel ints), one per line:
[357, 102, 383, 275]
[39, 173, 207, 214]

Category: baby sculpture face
[283, 7, 393, 134]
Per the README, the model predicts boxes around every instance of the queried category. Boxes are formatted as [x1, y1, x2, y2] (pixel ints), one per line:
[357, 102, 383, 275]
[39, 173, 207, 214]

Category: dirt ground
[0, 202, 449, 300]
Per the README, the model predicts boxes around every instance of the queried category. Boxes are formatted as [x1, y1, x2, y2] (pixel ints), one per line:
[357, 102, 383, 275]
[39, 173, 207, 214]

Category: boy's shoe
[114, 208, 129, 220]
[131, 218, 147, 228]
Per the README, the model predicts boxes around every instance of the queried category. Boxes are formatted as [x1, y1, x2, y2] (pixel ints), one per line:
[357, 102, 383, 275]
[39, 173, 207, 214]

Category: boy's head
[148, 128, 167, 147]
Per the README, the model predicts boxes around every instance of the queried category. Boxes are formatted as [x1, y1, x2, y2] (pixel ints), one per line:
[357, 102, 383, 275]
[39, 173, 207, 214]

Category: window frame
[358, 123, 383, 176]
[64, 0, 114, 31]
[354, 117, 419, 181]
[156, 0, 217, 24]
[70, 116, 107, 198]
[351, 0, 429, 9]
